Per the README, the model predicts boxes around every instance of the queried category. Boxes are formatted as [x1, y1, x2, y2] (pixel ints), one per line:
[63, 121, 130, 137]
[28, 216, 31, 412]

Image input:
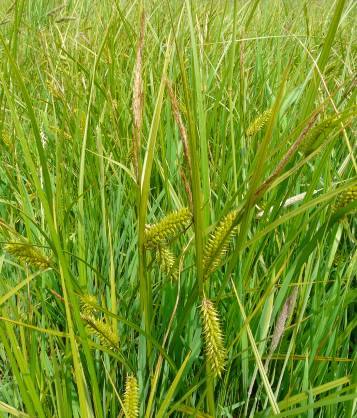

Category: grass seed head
[270, 287, 298, 354]
[81, 314, 118, 350]
[132, 11, 145, 180]
[246, 108, 272, 137]
[201, 298, 226, 378]
[300, 117, 338, 156]
[203, 209, 238, 280]
[333, 184, 357, 213]
[144, 207, 192, 249]
[80, 295, 98, 316]
[124, 375, 139, 418]
[156, 245, 178, 279]
[4, 242, 52, 270]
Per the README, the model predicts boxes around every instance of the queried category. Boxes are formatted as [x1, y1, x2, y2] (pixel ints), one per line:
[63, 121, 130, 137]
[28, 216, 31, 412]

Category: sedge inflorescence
[81, 313, 119, 350]
[203, 209, 238, 280]
[144, 207, 191, 249]
[80, 295, 118, 350]
[124, 375, 139, 418]
[156, 245, 178, 279]
[201, 297, 226, 378]
[4, 242, 52, 270]
[300, 116, 339, 156]
[333, 184, 357, 213]
[246, 108, 272, 137]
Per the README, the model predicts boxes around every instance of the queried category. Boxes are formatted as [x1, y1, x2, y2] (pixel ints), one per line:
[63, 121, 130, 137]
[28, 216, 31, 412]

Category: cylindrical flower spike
[81, 314, 118, 350]
[124, 375, 139, 418]
[203, 210, 238, 280]
[300, 117, 339, 156]
[201, 298, 226, 378]
[144, 207, 191, 248]
[156, 245, 178, 279]
[80, 295, 98, 316]
[4, 242, 52, 270]
[333, 184, 357, 212]
[246, 108, 272, 137]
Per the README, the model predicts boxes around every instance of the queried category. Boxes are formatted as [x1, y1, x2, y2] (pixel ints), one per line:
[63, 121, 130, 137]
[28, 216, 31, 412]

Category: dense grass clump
[0, 0, 356, 417]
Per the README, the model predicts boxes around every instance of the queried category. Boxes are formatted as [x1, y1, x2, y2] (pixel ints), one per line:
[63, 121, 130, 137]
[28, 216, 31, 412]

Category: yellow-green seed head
[81, 314, 118, 350]
[124, 375, 139, 418]
[201, 298, 226, 378]
[333, 185, 357, 212]
[203, 210, 238, 280]
[156, 245, 178, 279]
[4, 242, 52, 270]
[246, 109, 272, 137]
[144, 207, 191, 249]
[300, 117, 338, 156]
[80, 295, 98, 316]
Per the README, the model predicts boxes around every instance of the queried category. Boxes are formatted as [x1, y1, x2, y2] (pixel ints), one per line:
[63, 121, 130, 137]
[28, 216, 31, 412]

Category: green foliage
[0, 0, 356, 417]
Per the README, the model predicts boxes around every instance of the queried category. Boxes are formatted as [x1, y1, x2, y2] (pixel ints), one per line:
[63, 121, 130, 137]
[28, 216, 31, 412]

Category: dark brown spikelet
[333, 184, 357, 213]
[201, 298, 226, 378]
[4, 242, 52, 269]
[144, 207, 191, 249]
[203, 210, 238, 280]
[124, 375, 139, 418]
[81, 314, 118, 350]
[246, 108, 272, 137]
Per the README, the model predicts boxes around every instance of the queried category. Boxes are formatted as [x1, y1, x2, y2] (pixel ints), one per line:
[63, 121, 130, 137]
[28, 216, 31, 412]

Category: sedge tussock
[246, 108, 272, 137]
[81, 314, 118, 350]
[4, 242, 52, 269]
[156, 245, 178, 279]
[203, 210, 238, 280]
[124, 375, 139, 418]
[144, 207, 191, 249]
[201, 298, 226, 378]
[333, 184, 357, 213]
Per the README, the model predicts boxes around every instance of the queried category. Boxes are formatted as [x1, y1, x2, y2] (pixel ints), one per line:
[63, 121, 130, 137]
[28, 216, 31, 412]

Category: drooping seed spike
[80, 295, 98, 316]
[4, 242, 52, 270]
[201, 298, 226, 378]
[300, 116, 339, 156]
[333, 184, 357, 213]
[203, 209, 238, 280]
[156, 245, 178, 279]
[246, 108, 272, 137]
[144, 207, 192, 249]
[124, 375, 139, 418]
[81, 314, 118, 350]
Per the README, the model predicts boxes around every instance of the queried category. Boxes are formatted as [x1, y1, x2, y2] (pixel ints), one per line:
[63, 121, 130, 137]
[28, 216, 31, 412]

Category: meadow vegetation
[0, 0, 356, 416]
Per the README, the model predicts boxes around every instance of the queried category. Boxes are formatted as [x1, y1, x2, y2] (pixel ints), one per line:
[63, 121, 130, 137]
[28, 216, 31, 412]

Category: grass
[0, 0, 356, 417]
